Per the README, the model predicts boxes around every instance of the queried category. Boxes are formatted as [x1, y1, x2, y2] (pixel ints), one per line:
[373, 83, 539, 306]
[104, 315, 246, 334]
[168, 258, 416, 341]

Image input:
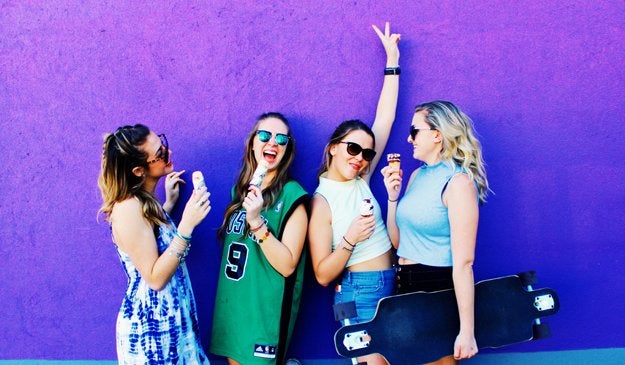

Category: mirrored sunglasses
[257, 130, 290, 146]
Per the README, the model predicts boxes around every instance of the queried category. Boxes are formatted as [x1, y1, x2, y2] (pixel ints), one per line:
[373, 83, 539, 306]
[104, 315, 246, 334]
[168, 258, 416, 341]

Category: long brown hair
[98, 124, 169, 227]
[218, 113, 296, 239]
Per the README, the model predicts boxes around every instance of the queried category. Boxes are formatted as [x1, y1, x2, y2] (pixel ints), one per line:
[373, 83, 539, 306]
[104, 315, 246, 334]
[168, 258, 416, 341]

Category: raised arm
[364, 21, 401, 179]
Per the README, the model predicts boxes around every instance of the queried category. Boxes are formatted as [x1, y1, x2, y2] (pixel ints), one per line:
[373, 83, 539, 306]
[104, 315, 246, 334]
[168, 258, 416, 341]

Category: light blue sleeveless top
[396, 161, 472, 267]
[315, 173, 392, 267]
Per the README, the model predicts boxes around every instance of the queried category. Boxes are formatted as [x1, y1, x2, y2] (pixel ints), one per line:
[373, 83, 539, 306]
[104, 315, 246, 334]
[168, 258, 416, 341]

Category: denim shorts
[334, 268, 395, 324]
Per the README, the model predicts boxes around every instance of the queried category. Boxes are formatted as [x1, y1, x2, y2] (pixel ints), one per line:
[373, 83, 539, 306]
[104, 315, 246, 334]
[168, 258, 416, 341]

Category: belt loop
[343, 270, 352, 283]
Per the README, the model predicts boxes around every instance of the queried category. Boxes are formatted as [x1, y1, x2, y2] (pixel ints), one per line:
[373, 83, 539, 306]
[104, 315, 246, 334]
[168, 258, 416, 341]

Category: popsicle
[249, 160, 269, 187]
[192, 171, 206, 191]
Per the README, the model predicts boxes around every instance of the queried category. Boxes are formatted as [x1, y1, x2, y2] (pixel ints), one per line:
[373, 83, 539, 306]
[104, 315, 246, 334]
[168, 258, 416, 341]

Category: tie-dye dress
[114, 221, 209, 365]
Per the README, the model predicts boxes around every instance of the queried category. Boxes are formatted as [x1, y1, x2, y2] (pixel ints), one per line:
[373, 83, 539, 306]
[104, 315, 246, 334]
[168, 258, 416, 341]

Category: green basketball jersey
[210, 180, 308, 364]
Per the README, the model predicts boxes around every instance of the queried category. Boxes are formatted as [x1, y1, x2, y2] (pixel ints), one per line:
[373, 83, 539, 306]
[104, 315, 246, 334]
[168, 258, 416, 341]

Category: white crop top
[315, 174, 392, 267]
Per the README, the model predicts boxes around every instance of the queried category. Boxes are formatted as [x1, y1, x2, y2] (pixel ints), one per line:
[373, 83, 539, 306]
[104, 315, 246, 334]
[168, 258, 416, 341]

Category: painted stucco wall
[1, 0, 624, 360]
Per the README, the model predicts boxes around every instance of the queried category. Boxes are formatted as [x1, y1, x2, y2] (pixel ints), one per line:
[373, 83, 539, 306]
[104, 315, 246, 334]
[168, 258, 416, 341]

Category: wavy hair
[218, 112, 296, 239]
[415, 101, 490, 203]
[317, 119, 376, 177]
[98, 124, 169, 226]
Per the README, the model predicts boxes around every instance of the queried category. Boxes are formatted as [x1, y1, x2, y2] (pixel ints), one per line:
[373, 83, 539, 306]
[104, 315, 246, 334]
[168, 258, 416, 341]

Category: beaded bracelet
[257, 229, 270, 245]
[174, 230, 192, 243]
[168, 247, 186, 262]
[172, 238, 189, 251]
[250, 220, 264, 233]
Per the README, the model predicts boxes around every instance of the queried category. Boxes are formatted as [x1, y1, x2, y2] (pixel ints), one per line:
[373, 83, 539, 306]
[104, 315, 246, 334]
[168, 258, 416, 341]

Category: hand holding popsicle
[387, 153, 401, 190]
[381, 154, 402, 201]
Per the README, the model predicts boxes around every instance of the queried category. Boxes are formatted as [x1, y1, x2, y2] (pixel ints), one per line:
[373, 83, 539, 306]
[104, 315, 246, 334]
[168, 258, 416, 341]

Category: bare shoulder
[286, 203, 308, 226]
[446, 173, 478, 201]
[111, 197, 142, 221]
[310, 193, 331, 223]
[110, 198, 154, 250]
[448, 173, 474, 190]
[310, 192, 330, 213]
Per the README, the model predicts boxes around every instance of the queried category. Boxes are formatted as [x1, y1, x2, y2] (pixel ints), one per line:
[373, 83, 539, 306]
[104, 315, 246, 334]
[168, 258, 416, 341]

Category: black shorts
[396, 263, 453, 294]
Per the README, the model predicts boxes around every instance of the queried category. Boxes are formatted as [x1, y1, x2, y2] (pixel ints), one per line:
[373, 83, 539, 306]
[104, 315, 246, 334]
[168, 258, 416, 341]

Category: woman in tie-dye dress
[99, 124, 211, 364]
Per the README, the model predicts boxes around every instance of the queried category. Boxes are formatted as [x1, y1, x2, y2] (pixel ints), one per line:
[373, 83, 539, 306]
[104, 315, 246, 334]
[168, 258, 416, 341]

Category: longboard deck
[335, 275, 559, 364]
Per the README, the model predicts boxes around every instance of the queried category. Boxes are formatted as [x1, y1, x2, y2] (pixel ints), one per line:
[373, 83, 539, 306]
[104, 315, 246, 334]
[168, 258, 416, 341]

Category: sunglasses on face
[410, 125, 435, 139]
[147, 134, 169, 164]
[340, 141, 376, 162]
[256, 130, 290, 146]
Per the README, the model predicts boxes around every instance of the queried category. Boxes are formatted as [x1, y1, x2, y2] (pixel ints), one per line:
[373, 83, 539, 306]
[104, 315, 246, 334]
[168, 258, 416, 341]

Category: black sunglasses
[410, 125, 435, 139]
[340, 142, 376, 162]
[147, 134, 169, 164]
[257, 130, 290, 146]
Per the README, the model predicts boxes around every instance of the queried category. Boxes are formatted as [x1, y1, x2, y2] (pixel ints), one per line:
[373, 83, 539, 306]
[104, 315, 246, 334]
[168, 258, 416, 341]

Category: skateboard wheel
[518, 270, 538, 286]
[532, 322, 551, 339]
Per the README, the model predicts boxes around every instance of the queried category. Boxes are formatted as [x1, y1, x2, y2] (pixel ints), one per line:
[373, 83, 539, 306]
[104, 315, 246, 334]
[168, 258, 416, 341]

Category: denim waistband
[342, 268, 396, 281]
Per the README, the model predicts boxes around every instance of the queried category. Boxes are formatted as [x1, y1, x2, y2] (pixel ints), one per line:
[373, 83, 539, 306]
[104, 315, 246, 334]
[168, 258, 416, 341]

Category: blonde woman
[381, 101, 490, 364]
[99, 124, 211, 364]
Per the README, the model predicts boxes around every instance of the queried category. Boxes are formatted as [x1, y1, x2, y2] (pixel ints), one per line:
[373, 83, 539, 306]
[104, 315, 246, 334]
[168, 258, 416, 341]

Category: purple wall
[1, 0, 624, 360]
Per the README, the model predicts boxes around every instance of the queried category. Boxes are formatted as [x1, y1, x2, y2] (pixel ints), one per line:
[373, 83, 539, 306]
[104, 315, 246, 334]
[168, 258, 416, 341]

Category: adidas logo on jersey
[254, 344, 276, 358]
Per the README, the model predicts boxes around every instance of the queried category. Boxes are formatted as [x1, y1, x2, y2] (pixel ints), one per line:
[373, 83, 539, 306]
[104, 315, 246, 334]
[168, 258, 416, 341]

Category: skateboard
[334, 271, 559, 364]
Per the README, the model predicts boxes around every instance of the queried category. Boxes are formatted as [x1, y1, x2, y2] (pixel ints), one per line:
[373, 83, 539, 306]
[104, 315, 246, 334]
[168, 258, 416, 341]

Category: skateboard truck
[518, 270, 555, 339]
[343, 330, 371, 350]
[334, 301, 368, 365]
[533, 294, 555, 311]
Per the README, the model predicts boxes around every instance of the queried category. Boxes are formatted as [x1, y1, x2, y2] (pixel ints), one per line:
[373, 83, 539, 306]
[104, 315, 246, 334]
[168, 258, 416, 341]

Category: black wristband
[384, 66, 401, 75]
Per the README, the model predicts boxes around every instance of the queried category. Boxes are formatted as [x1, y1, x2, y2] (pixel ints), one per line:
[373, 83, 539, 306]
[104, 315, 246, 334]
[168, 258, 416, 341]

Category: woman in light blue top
[308, 22, 400, 365]
[382, 101, 490, 365]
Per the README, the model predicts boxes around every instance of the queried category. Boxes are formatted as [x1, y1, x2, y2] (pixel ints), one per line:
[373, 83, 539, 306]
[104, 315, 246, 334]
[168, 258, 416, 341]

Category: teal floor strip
[2, 348, 624, 364]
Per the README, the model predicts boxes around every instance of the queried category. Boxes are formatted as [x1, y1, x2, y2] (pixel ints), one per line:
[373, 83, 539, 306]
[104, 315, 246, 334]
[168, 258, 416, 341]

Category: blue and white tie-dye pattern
[114, 222, 209, 365]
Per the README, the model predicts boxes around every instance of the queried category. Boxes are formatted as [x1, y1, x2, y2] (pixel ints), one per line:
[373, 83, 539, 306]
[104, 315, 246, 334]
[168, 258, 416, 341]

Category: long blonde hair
[218, 113, 296, 239]
[415, 101, 490, 203]
[98, 124, 168, 227]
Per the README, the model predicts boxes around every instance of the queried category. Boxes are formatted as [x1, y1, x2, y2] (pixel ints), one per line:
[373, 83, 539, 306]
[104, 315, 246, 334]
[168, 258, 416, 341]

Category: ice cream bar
[192, 171, 206, 191]
[387, 153, 401, 191]
[387, 153, 401, 169]
[249, 160, 269, 187]
[360, 198, 374, 217]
